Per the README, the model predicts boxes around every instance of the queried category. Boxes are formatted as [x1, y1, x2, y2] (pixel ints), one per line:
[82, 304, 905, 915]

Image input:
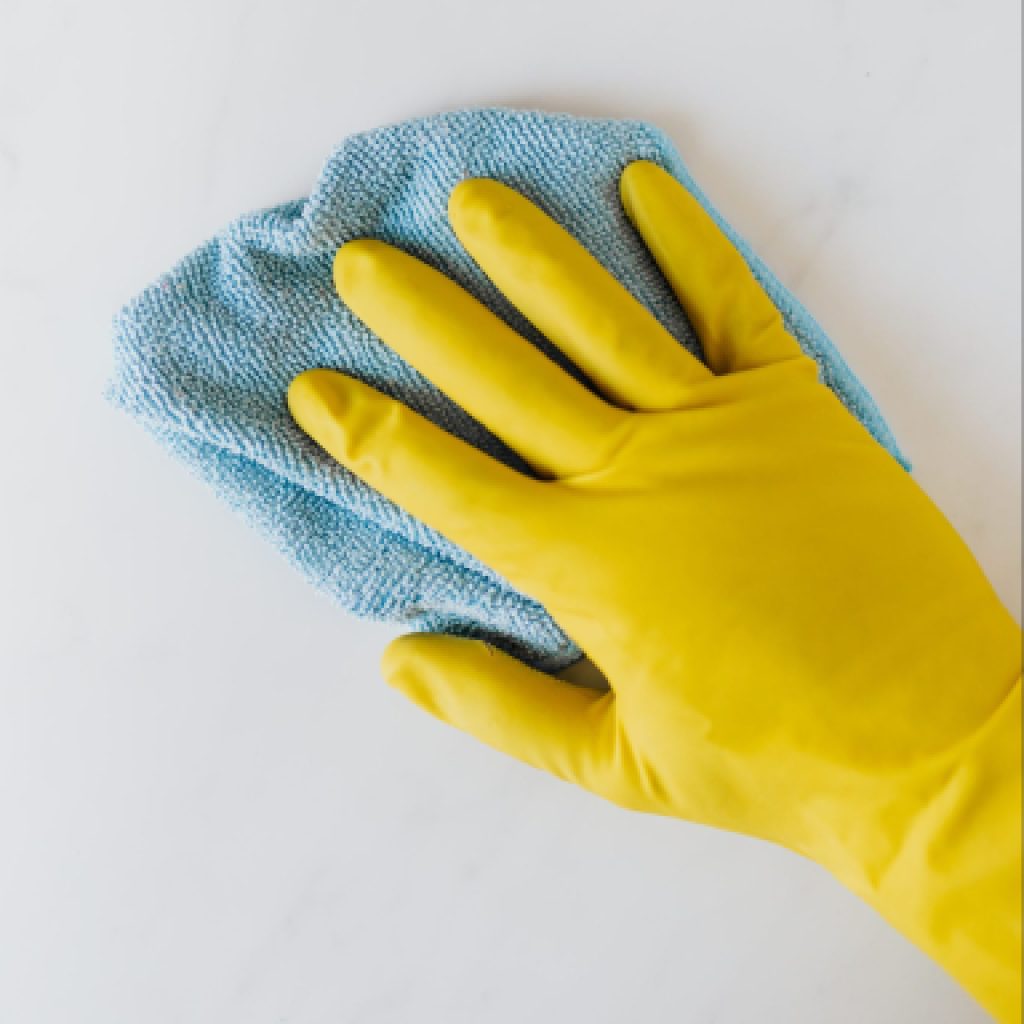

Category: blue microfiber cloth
[109, 108, 906, 671]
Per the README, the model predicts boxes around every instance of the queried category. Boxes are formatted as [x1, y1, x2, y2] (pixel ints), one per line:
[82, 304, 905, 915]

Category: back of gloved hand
[288, 161, 1021, 1022]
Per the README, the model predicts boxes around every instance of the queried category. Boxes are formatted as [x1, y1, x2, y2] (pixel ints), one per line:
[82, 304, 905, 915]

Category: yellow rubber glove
[288, 162, 1022, 1022]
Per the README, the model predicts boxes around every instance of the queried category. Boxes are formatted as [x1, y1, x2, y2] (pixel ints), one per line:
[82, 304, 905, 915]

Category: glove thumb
[381, 634, 616, 793]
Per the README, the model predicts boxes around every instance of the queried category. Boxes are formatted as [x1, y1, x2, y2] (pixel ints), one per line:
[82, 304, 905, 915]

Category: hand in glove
[288, 162, 1021, 1022]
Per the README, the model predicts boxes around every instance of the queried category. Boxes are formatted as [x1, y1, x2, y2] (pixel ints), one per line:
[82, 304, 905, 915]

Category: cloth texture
[108, 108, 907, 671]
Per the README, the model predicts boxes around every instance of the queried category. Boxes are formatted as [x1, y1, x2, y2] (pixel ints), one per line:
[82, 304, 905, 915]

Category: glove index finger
[287, 369, 545, 581]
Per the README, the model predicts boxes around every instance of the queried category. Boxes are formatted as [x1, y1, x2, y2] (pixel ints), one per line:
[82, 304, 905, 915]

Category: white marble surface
[0, 1, 1019, 1021]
